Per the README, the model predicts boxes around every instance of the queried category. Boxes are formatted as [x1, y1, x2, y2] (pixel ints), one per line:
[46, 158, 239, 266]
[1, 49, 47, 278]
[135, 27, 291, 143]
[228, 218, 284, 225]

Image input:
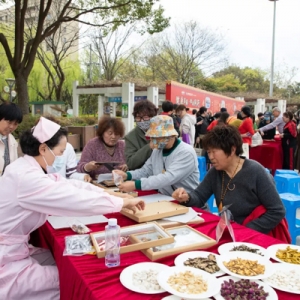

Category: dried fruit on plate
[276, 246, 300, 264]
[223, 258, 265, 276]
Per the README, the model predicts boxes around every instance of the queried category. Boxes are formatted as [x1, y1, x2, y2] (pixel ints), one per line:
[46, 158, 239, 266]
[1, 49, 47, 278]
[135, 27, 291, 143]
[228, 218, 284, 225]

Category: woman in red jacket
[239, 106, 255, 145]
[280, 111, 297, 169]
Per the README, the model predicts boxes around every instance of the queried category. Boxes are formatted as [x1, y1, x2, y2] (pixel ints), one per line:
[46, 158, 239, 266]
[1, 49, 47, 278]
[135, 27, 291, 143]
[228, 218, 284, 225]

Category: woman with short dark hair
[125, 100, 158, 170]
[77, 115, 127, 179]
[0, 117, 144, 299]
[172, 125, 286, 236]
[0, 102, 23, 176]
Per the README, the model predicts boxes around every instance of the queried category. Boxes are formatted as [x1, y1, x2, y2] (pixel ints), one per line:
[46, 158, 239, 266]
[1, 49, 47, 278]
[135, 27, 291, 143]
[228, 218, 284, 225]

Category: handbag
[194, 142, 203, 156]
[181, 133, 191, 145]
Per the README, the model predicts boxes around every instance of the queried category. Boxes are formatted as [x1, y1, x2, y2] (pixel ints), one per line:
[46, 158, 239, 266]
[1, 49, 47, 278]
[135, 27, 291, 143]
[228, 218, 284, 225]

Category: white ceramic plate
[267, 243, 300, 265]
[174, 251, 225, 277]
[161, 296, 211, 300]
[216, 251, 274, 280]
[214, 275, 278, 300]
[157, 266, 221, 299]
[218, 242, 268, 257]
[262, 263, 300, 294]
[119, 262, 169, 294]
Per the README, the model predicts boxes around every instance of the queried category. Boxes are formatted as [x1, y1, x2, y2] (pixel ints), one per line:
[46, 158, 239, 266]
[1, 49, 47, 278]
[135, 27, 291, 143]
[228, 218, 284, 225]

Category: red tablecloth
[249, 140, 283, 174]
[32, 209, 299, 300]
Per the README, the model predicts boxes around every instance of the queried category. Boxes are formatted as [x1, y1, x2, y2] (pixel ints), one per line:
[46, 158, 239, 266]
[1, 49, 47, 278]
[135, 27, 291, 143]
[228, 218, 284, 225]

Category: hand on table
[118, 181, 135, 193]
[83, 174, 92, 182]
[280, 133, 284, 138]
[172, 187, 189, 202]
[260, 131, 264, 136]
[84, 161, 101, 172]
[123, 198, 145, 214]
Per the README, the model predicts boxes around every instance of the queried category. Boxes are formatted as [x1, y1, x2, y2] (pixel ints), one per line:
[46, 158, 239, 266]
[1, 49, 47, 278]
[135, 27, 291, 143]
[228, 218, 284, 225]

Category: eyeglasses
[135, 116, 151, 122]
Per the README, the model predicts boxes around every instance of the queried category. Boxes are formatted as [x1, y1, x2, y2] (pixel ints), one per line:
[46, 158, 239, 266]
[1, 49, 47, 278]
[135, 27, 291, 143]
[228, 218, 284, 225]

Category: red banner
[165, 81, 245, 115]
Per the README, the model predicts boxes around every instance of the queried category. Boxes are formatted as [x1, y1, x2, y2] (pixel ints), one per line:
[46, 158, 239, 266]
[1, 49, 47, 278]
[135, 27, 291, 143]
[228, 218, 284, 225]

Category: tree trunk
[15, 73, 30, 114]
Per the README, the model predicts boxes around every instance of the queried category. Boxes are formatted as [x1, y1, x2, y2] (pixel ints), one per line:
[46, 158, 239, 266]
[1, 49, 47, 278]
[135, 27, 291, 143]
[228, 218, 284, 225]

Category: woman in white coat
[0, 117, 144, 300]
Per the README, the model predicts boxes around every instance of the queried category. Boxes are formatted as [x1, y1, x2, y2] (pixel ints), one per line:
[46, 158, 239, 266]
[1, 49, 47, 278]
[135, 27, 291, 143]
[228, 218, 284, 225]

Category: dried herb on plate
[221, 278, 269, 299]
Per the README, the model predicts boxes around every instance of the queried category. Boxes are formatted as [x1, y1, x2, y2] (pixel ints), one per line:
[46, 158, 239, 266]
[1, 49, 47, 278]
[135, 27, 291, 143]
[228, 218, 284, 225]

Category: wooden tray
[120, 201, 189, 223]
[140, 225, 216, 261]
[90, 222, 174, 258]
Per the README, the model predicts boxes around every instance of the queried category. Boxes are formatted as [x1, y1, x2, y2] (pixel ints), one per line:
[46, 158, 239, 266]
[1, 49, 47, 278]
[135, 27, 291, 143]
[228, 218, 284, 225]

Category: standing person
[217, 112, 230, 126]
[259, 107, 285, 135]
[280, 111, 297, 170]
[258, 112, 276, 140]
[77, 116, 128, 179]
[239, 106, 254, 145]
[0, 102, 23, 176]
[115, 115, 199, 196]
[195, 106, 209, 147]
[230, 112, 243, 129]
[207, 112, 221, 131]
[175, 104, 196, 146]
[255, 112, 264, 128]
[125, 100, 158, 170]
[0, 117, 145, 300]
[161, 100, 180, 136]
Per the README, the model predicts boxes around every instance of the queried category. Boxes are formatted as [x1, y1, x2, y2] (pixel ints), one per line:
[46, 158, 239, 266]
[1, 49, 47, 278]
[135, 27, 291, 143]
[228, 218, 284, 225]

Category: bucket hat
[145, 115, 179, 138]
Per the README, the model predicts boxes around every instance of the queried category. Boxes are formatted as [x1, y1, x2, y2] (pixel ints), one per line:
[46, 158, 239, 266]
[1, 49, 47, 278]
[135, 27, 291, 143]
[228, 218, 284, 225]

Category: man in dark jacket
[195, 106, 209, 147]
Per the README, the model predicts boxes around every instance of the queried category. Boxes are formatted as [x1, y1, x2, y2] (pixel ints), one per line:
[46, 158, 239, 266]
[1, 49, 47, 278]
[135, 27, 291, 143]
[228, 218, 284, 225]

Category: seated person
[115, 115, 200, 196]
[125, 100, 158, 170]
[172, 125, 286, 235]
[258, 112, 276, 140]
[0, 102, 23, 176]
[0, 116, 144, 300]
[77, 116, 127, 180]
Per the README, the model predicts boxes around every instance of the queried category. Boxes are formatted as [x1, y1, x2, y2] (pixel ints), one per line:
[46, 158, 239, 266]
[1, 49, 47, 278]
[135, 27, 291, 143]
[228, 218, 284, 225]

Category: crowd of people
[0, 99, 296, 298]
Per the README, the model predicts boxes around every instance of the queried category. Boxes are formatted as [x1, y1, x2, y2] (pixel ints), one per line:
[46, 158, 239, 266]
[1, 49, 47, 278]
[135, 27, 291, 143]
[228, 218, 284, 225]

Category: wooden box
[120, 201, 189, 223]
[154, 215, 204, 229]
[90, 222, 174, 258]
[92, 181, 138, 197]
[140, 225, 216, 261]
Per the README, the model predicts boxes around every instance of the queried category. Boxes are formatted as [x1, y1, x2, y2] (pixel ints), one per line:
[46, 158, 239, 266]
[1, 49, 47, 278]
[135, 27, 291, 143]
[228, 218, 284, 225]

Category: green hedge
[13, 115, 98, 138]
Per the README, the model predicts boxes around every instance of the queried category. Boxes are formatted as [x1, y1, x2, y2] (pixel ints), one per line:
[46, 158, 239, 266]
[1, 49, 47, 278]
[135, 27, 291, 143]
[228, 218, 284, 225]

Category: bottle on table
[105, 218, 120, 267]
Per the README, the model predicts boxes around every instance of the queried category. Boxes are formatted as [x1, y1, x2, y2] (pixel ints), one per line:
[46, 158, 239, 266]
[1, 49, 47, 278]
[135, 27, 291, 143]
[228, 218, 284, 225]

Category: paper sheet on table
[97, 173, 112, 183]
[162, 207, 198, 223]
[48, 215, 108, 229]
[139, 193, 174, 203]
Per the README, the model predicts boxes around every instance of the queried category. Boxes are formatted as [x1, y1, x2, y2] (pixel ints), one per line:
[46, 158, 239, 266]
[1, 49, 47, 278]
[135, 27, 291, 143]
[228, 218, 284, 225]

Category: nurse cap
[32, 117, 60, 143]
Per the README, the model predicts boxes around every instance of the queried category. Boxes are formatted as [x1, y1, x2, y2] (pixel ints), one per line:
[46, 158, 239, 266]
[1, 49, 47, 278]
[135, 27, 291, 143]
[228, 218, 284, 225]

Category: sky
[160, 0, 300, 82]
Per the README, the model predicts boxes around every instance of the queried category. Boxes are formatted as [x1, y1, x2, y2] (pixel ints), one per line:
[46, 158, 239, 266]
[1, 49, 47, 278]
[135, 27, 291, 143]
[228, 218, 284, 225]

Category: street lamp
[269, 0, 279, 98]
[5, 78, 15, 102]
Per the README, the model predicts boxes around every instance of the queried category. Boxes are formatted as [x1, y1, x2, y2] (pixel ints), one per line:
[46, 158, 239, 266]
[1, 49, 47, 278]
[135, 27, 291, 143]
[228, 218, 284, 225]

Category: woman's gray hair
[272, 107, 281, 113]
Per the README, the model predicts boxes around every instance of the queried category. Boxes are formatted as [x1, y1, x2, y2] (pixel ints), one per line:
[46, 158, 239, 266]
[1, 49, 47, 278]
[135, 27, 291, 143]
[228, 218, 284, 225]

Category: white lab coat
[0, 133, 18, 176]
[0, 155, 123, 300]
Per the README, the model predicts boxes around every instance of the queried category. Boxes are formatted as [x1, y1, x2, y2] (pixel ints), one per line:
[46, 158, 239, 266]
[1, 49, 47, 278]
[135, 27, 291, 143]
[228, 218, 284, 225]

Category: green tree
[0, 0, 170, 114]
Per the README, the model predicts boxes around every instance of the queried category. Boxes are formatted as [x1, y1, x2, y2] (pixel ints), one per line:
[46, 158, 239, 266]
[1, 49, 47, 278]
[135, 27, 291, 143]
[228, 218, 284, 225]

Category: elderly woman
[280, 111, 297, 169]
[239, 105, 254, 145]
[77, 115, 127, 179]
[116, 115, 199, 196]
[172, 125, 286, 236]
[124, 100, 158, 170]
[0, 117, 144, 300]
